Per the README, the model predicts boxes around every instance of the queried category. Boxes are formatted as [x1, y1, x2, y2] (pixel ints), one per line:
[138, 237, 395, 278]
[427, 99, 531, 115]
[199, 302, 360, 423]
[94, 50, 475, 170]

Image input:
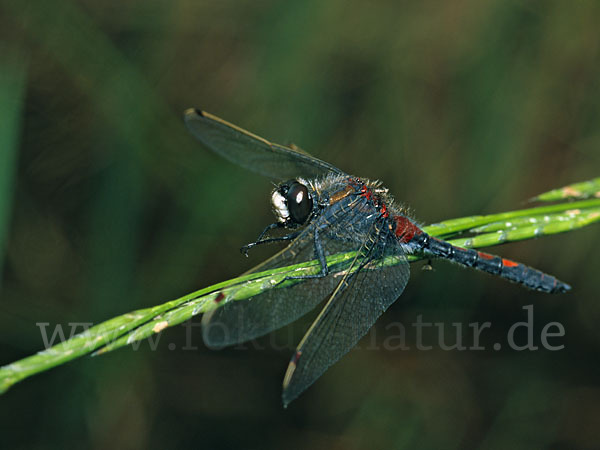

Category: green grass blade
[531, 177, 600, 202]
[470, 207, 600, 233]
[1, 187, 599, 394]
[425, 198, 600, 239]
[448, 207, 600, 248]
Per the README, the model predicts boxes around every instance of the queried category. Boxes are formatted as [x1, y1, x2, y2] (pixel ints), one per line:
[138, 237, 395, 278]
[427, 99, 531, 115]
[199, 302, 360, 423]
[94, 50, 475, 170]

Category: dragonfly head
[271, 179, 314, 227]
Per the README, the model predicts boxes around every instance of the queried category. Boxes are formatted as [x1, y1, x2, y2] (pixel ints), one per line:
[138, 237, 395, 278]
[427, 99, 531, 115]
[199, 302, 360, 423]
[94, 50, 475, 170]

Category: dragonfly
[184, 108, 571, 406]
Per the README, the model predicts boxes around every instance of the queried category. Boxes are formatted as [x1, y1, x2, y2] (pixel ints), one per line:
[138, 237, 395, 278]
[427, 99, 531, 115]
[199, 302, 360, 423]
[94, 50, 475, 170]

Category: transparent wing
[184, 109, 345, 180]
[281, 221, 410, 406]
[201, 197, 372, 349]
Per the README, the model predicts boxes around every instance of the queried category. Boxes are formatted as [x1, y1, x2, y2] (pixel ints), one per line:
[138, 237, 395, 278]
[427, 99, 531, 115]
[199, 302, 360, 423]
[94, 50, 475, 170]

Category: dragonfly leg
[240, 223, 301, 256]
[275, 227, 329, 285]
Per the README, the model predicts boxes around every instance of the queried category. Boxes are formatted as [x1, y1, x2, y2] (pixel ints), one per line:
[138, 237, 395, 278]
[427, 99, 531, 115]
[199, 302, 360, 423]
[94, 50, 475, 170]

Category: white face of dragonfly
[271, 190, 290, 224]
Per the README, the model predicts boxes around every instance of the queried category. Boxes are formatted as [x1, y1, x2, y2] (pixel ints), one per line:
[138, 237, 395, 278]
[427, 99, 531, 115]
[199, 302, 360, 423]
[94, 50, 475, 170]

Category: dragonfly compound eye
[286, 182, 312, 224]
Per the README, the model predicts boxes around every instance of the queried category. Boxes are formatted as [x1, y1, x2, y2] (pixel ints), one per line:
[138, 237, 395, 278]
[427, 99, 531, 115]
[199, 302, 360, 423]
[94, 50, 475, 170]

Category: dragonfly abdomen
[410, 233, 571, 294]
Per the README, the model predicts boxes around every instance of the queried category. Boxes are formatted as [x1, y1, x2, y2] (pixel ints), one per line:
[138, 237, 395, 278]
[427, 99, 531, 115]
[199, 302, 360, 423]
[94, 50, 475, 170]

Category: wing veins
[283, 217, 385, 384]
[184, 108, 345, 179]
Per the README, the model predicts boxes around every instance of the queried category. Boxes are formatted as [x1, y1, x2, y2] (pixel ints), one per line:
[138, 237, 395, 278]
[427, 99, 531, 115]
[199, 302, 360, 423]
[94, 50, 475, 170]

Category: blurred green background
[1, 0, 599, 448]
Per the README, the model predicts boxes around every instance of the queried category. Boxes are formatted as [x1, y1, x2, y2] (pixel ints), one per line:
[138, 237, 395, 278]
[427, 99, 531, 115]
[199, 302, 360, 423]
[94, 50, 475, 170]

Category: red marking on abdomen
[502, 258, 519, 268]
[214, 292, 225, 303]
[394, 216, 422, 243]
[478, 251, 494, 260]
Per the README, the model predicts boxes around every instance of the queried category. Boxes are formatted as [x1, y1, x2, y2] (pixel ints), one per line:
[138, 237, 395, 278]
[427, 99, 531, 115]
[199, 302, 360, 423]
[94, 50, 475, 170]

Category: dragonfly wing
[184, 109, 345, 180]
[201, 199, 369, 348]
[281, 222, 410, 406]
